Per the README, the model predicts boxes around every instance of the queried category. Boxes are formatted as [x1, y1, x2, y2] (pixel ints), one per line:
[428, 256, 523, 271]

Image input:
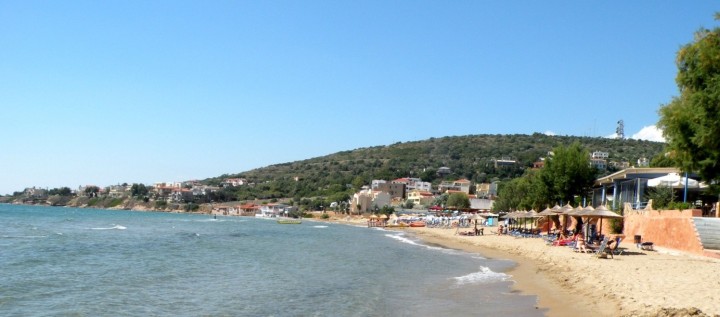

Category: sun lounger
[551, 238, 573, 246]
[594, 238, 610, 258]
[640, 242, 654, 251]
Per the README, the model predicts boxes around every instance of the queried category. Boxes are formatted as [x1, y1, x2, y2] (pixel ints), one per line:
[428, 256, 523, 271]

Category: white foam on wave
[452, 266, 509, 285]
[384, 233, 444, 251]
[90, 225, 127, 230]
[313, 225, 328, 228]
[2, 235, 48, 239]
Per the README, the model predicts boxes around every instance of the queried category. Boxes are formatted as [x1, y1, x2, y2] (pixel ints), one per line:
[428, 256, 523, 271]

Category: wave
[452, 266, 509, 285]
[1, 235, 48, 239]
[90, 225, 127, 230]
[313, 225, 328, 228]
[384, 233, 444, 251]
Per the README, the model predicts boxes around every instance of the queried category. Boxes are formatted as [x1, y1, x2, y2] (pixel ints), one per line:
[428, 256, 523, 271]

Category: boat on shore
[409, 221, 426, 227]
[277, 219, 302, 224]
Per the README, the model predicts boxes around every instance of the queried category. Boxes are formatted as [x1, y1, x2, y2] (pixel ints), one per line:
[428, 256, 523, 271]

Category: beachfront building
[406, 189, 435, 207]
[350, 189, 391, 213]
[591, 167, 714, 213]
[258, 203, 296, 217]
[378, 181, 406, 199]
[469, 198, 494, 212]
[438, 179, 472, 194]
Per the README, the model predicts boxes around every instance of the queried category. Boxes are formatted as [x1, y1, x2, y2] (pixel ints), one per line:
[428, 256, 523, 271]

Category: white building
[351, 189, 391, 213]
[592, 151, 609, 159]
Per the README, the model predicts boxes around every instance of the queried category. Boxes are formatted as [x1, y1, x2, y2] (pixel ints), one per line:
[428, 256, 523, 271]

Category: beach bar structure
[592, 167, 713, 215]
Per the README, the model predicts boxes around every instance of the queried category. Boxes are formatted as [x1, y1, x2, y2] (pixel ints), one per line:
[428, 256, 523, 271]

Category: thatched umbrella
[526, 209, 539, 230]
[578, 205, 622, 236]
[537, 207, 556, 233]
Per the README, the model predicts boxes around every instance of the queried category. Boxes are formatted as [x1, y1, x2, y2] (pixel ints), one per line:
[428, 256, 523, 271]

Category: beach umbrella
[580, 205, 622, 236]
[537, 207, 556, 233]
[647, 173, 699, 189]
[526, 209, 538, 229]
[559, 203, 575, 231]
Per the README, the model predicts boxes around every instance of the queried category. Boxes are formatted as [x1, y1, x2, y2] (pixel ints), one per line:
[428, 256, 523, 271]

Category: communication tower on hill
[616, 120, 625, 139]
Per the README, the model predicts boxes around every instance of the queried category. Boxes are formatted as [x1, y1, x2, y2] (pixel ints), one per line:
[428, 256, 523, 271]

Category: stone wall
[622, 202, 705, 255]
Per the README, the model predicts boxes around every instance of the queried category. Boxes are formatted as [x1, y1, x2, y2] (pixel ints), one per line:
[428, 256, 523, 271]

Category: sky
[0, 1, 717, 195]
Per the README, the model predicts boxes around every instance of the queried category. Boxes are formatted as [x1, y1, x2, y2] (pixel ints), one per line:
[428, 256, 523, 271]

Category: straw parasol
[578, 205, 622, 236]
[537, 207, 557, 233]
[526, 209, 539, 229]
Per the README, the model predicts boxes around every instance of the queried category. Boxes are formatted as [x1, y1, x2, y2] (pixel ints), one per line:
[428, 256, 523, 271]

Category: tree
[130, 183, 149, 197]
[49, 187, 72, 196]
[658, 15, 720, 184]
[446, 192, 470, 209]
[540, 142, 597, 205]
[649, 152, 675, 168]
[492, 169, 549, 211]
[404, 200, 415, 209]
[84, 186, 100, 197]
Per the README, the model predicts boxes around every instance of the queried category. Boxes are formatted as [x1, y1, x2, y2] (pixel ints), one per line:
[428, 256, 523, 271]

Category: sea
[0, 204, 544, 316]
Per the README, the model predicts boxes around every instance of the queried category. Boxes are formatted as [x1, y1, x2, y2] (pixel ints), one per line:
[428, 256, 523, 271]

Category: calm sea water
[0, 204, 544, 316]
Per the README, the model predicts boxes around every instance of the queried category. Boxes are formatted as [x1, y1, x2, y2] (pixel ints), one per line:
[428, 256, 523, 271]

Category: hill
[203, 133, 666, 202]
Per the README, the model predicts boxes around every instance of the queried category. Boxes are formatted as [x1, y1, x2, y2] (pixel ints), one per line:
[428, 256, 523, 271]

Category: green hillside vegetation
[204, 133, 666, 204]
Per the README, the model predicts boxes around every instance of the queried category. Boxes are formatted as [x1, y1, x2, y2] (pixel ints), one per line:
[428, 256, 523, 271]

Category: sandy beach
[323, 216, 720, 317]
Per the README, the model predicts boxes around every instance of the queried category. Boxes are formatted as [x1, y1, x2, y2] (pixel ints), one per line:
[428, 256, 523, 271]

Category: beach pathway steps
[693, 217, 720, 251]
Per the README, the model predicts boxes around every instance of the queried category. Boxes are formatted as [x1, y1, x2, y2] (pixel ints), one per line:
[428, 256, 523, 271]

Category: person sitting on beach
[497, 225, 504, 235]
[575, 233, 589, 253]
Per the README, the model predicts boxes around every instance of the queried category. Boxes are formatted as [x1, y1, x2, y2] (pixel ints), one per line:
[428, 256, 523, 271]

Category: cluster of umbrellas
[504, 204, 622, 235]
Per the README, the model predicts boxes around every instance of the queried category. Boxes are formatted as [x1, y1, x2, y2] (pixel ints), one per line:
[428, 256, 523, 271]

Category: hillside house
[351, 189, 391, 213]
[439, 179, 472, 194]
[406, 189, 435, 207]
[222, 178, 247, 187]
[378, 182, 406, 199]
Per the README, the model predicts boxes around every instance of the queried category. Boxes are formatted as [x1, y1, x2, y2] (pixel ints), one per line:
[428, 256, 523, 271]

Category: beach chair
[609, 237, 625, 256]
[640, 242, 654, 251]
[594, 238, 609, 258]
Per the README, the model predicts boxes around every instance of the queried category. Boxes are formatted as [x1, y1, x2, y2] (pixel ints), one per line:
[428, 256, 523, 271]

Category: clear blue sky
[0, 1, 717, 195]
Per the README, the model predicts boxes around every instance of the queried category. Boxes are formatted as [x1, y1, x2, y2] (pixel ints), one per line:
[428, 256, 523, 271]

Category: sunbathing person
[574, 233, 589, 253]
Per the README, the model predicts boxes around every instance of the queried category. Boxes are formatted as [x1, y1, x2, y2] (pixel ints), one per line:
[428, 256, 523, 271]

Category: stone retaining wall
[623, 202, 705, 255]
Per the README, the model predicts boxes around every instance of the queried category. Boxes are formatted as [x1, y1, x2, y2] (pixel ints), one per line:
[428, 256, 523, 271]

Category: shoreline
[7, 204, 720, 316]
[409, 230, 616, 317]
[316, 216, 720, 317]
[393, 226, 720, 317]
[312, 217, 607, 316]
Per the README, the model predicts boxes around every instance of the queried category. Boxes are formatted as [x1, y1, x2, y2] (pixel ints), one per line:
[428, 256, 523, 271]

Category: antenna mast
[616, 120, 624, 139]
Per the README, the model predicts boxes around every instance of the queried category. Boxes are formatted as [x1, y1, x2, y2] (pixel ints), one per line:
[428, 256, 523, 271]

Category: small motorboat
[409, 221, 426, 227]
